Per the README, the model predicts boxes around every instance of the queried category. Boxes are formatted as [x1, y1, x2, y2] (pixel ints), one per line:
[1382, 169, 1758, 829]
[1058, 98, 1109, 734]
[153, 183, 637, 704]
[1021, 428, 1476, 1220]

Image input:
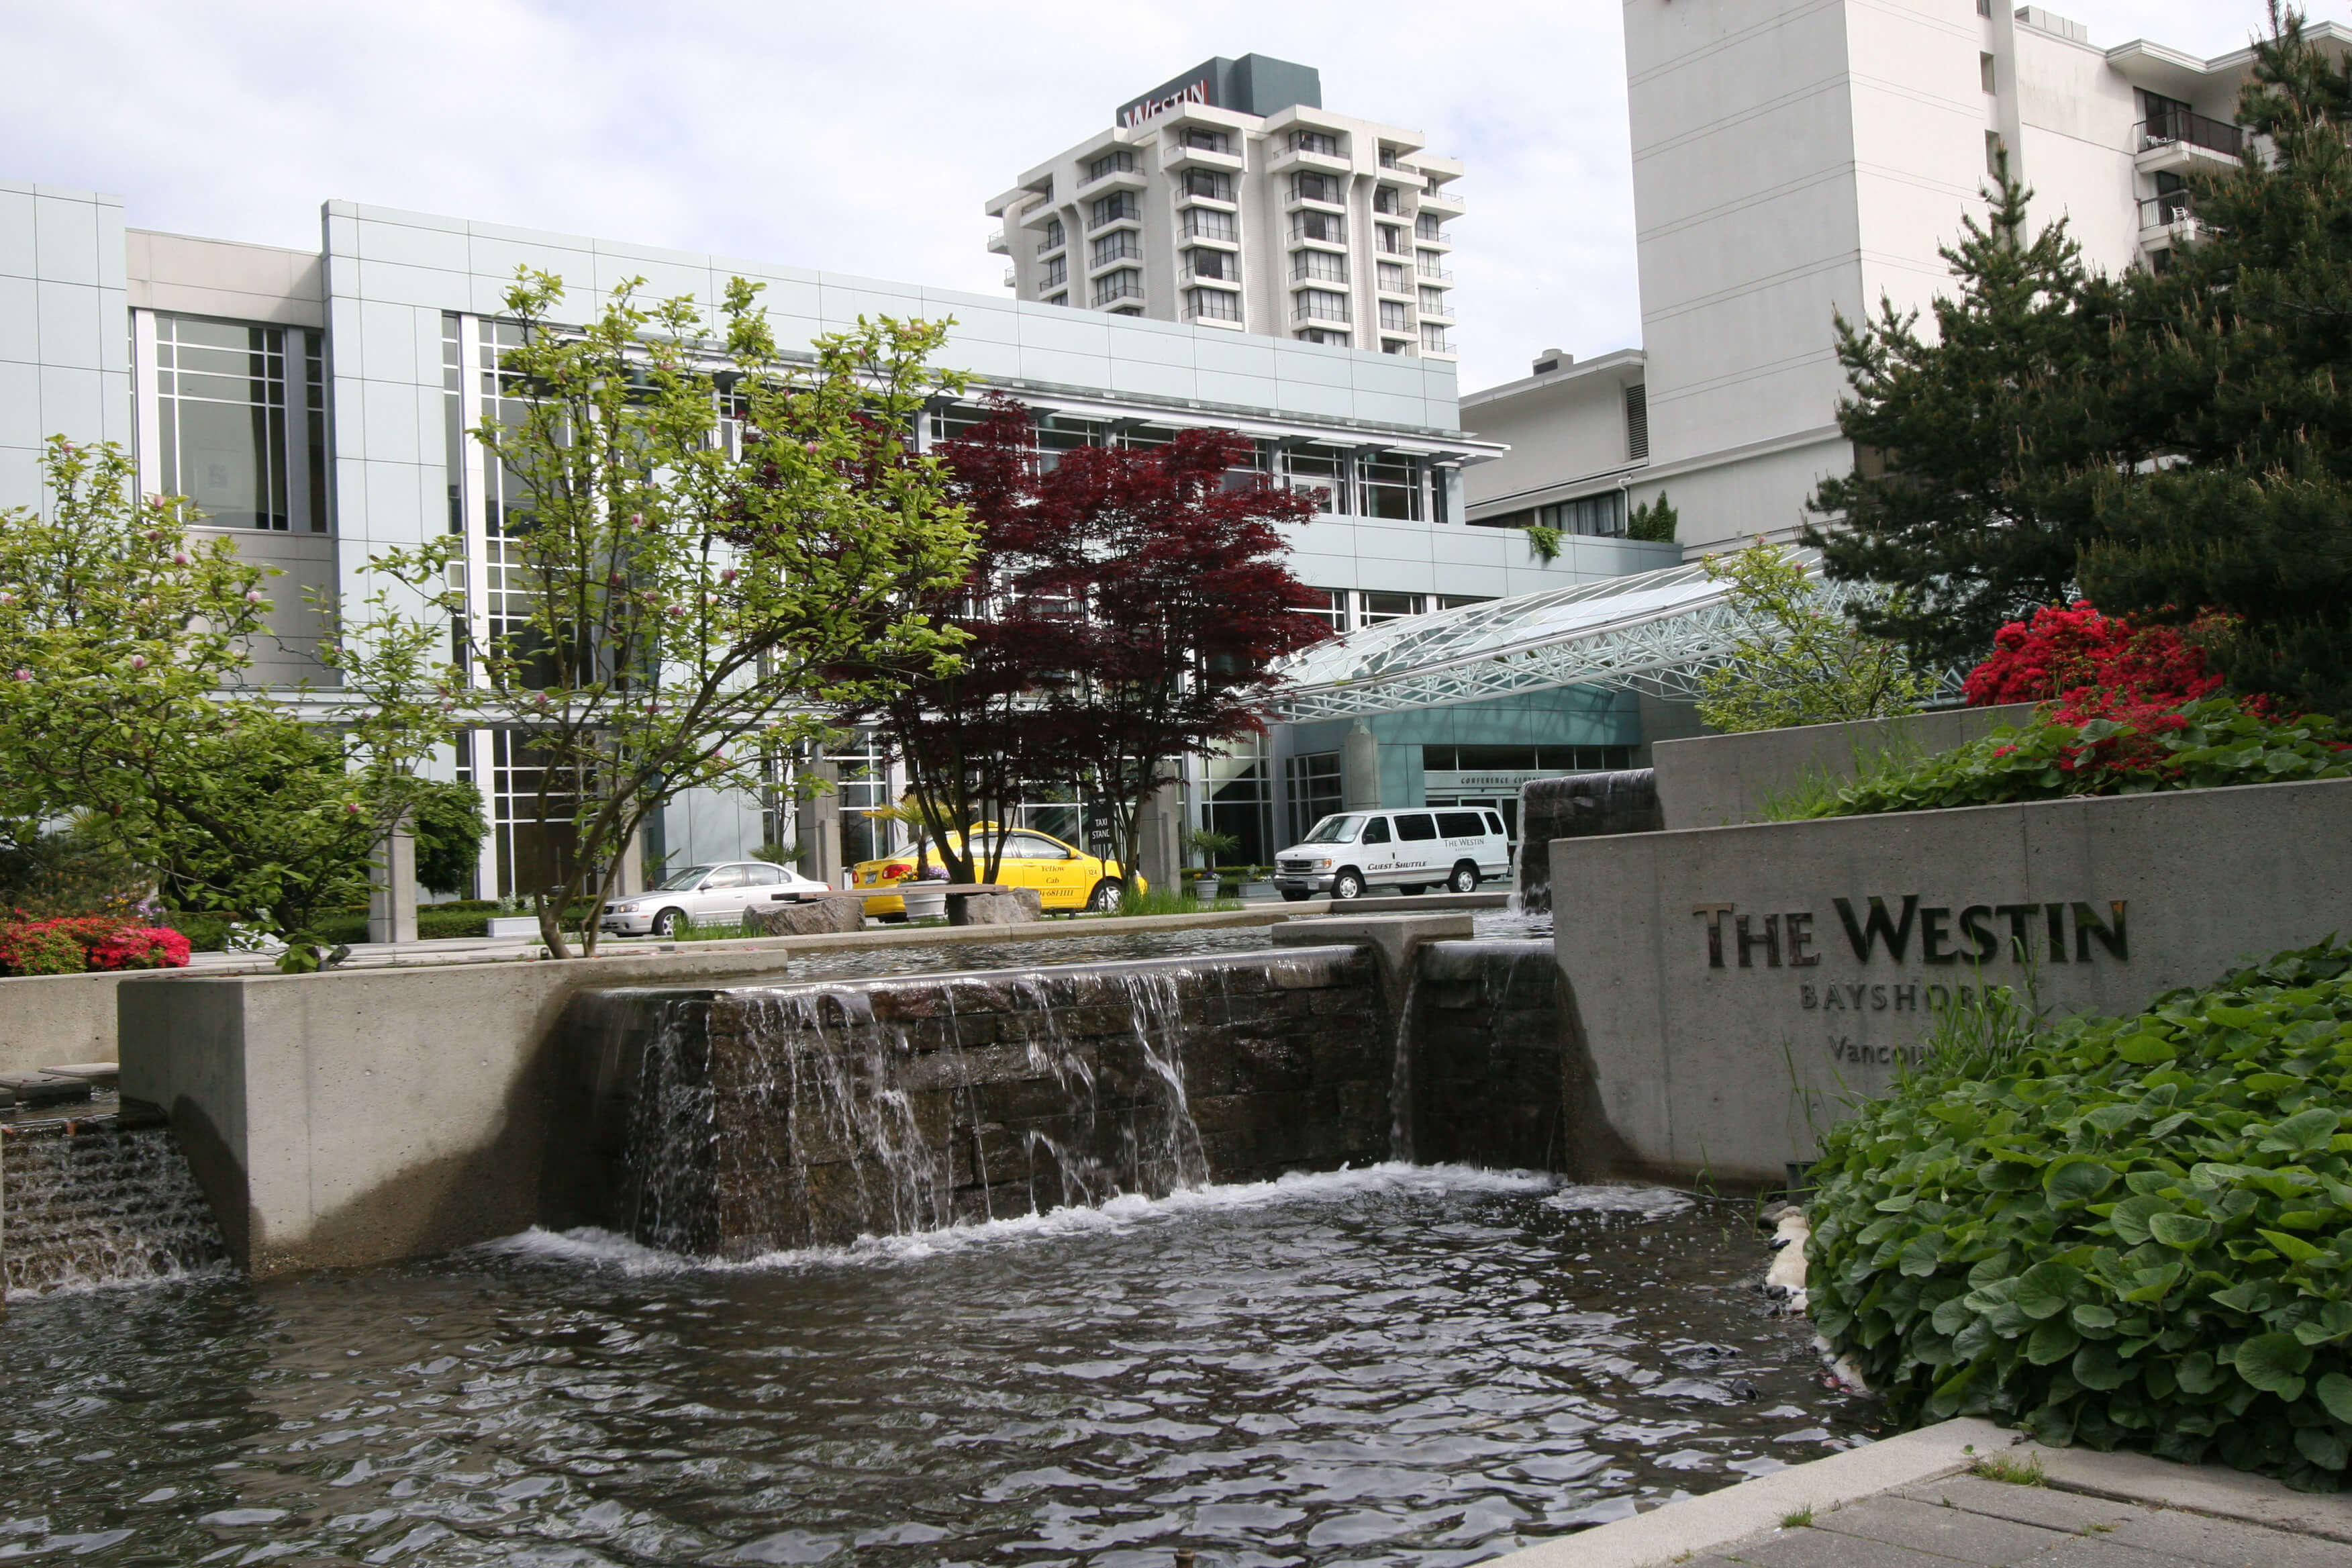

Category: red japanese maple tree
[869, 399, 1328, 898]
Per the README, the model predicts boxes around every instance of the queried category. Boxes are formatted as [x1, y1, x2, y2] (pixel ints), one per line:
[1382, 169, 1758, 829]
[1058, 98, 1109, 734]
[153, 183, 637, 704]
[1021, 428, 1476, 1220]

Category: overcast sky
[1, 1, 2322, 391]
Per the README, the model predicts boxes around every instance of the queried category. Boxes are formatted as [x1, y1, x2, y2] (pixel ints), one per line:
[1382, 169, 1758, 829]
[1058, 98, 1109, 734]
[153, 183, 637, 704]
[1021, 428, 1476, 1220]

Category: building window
[1285, 751, 1344, 842]
[1295, 589, 1347, 630]
[1296, 328, 1351, 347]
[1291, 211, 1346, 246]
[1291, 171, 1343, 205]
[441, 312, 464, 536]
[1291, 249, 1346, 283]
[1091, 269, 1144, 306]
[1045, 292, 1069, 307]
[1379, 299, 1411, 332]
[1419, 323, 1453, 353]
[1377, 224, 1408, 254]
[1977, 0, 1992, 14]
[1290, 130, 1339, 157]
[1373, 185, 1402, 215]
[1985, 130, 2004, 177]
[1416, 249, 1449, 278]
[1040, 217, 1065, 252]
[1382, 339, 1415, 356]
[1377, 261, 1409, 293]
[152, 314, 293, 530]
[1418, 285, 1449, 316]
[1089, 191, 1139, 227]
[1185, 287, 1241, 322]
[1295, 288, 1351, 325]
[1183, 168, 1234, 201]
[1185, 208, 1238, 243]
[1360, 591, 1424, 624]
[302, 328, 326, 534]
[1285, 446, 1348, 513]
[1414, 212, 1445, 242]
[1086, 148, 1136, 182]
[1206, 739, 1275, 867]
[1185, 248, 1233, 281]
[1360, 456, 1422, 521]
[1090, 232, 1140, 267]
[1625, 383, 1649, 461]
[1980, 52, 1997, 93]
[1184, 127, 1230, 153]
[1043, 256, 1068, 289]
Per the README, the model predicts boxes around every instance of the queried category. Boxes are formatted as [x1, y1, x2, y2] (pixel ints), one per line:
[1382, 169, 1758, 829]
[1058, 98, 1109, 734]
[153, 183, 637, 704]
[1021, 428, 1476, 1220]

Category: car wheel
[1331, 870, 1365, 901]
[1448, 863, 1479, 893]
[1279, 889, 1311, 903]
[649, 908, 685, 937]
[1086, 879, 1124, 914]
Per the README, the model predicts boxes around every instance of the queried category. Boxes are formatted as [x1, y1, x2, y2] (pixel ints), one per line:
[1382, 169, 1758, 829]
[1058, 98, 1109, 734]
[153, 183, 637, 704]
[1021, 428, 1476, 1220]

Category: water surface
[1, 1167, 1865, 1566]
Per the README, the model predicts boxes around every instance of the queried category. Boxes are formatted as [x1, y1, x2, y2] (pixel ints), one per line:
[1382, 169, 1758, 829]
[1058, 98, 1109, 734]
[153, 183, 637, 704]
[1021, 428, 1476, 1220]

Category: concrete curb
[1480, 1418, 2018, 1568]
[2014, 1440, 2352, 1543]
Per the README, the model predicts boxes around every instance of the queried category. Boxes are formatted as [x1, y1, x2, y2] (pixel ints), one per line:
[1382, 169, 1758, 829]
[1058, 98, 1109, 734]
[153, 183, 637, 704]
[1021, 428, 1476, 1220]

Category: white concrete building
[987, 54, 1464, 362]
[1464, 3, 2349, 558]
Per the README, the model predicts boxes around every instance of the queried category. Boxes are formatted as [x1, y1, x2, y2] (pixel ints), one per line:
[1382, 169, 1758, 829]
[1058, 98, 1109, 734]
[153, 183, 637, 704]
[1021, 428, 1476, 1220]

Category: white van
[1273, 807, 1513, 901]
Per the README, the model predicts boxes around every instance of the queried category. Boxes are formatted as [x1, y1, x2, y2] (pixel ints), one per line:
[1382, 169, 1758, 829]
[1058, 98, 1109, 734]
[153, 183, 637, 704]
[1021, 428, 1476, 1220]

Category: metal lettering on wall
[1690, 896, 2132, 1068]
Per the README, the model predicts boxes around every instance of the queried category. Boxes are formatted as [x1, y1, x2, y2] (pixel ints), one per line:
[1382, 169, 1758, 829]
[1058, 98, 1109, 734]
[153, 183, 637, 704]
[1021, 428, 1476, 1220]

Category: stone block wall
[1406, 940, 1571, 1172]
[560, 946, 1389, 1258]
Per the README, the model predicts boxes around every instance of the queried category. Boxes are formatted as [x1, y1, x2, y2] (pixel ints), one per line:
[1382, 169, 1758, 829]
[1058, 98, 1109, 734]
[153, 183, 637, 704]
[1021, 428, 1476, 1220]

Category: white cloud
[0, 0, 2318, 394]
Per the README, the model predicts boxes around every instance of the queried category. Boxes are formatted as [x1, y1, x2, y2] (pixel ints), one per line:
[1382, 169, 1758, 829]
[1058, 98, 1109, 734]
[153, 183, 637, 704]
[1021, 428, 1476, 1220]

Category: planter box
[1551, 776, 2352, 1189]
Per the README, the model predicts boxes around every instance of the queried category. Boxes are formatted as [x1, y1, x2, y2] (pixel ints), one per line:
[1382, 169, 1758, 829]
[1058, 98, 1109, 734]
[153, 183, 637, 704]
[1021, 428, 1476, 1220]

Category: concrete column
[366, 822, 418, 945]
[615, 825, 646, 897]
[798, 760, 843, 889]
[1341, 720, 1382, 810]
[1135, 779, 1183, 893]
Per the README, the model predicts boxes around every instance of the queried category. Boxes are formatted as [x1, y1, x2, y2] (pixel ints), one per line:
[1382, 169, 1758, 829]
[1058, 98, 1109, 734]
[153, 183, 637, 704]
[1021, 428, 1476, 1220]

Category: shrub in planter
[0, 915, 191, 975]
[1783, 697, 2352, 819]
[1808, 940, 2352, 1489]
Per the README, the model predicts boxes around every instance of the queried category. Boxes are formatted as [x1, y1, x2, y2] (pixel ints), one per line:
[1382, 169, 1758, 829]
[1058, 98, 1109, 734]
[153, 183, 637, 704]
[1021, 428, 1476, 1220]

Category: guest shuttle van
[1273, 808, 1513, 901]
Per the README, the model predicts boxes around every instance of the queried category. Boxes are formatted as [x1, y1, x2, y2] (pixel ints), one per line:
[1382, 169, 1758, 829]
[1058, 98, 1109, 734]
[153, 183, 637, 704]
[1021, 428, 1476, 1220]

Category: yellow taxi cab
[850, 824, 1144, 917]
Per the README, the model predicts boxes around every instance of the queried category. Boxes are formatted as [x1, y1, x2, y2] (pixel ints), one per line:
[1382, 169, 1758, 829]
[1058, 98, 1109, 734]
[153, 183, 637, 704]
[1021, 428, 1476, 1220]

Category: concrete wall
[1552, 777, 2352, 1190]
[0, 970, 148, 1075]
[0, 180, 130, 511]
[1651, 703, 2039, 829]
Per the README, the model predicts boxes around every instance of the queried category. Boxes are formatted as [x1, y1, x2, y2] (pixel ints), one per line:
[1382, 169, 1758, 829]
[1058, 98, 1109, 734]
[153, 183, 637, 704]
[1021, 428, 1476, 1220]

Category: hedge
[1809, 940, 2352, 1489]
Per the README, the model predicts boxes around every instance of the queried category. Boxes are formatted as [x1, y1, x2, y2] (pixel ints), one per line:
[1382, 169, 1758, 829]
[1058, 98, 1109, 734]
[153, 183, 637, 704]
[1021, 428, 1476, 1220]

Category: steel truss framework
[1267, 554, 1954, 722]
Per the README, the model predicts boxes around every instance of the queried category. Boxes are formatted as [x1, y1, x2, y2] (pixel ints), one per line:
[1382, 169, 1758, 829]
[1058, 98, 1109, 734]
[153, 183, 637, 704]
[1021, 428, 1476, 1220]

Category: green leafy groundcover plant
[1808, 940, 2352, 1489]
[1785, 697, 2352, 818]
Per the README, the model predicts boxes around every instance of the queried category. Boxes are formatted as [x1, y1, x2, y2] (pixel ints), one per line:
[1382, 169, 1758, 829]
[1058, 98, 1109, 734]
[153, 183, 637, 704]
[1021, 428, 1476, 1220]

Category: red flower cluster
[1965, 601, 2226, 729]
[0, 915, 192, 977]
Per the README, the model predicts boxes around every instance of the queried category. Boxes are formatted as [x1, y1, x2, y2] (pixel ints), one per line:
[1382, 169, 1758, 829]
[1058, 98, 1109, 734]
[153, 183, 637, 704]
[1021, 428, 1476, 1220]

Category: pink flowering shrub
[0, 916, 192, 976]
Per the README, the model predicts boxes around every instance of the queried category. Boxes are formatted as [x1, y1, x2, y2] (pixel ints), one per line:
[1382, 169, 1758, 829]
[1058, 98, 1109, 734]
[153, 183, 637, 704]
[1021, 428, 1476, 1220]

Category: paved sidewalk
[1486, 1420, 2352, 1568]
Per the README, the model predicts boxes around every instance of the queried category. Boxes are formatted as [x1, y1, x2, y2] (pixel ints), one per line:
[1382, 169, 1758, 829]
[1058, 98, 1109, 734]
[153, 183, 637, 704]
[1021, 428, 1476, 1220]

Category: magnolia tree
[366, 273, 976, 956]
[0, 438, 458, 967]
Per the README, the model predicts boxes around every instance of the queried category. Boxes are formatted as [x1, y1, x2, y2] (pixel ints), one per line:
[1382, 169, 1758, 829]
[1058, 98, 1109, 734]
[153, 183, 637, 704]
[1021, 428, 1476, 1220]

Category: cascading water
[3, 1112, 228, 1297]
[1516, 767, 1663, 914]
[598, 948, 1383, 1259]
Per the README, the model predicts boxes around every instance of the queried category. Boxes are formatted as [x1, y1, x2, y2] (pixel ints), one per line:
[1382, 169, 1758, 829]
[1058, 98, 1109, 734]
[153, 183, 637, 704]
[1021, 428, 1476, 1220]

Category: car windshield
[654, 865, 714, 891]
[1299, 815, 1363, 844]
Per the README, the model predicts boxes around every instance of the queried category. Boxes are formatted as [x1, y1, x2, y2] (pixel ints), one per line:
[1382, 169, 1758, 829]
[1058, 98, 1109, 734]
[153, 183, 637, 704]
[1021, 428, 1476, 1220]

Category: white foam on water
[1542, 1184, 1698, 1219]
[474, 1162, 1560, 1278]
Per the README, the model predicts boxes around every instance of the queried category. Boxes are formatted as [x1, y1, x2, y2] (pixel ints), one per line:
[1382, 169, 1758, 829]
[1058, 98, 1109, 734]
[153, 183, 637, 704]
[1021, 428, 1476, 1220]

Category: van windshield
[1298, 815, 1363, 844]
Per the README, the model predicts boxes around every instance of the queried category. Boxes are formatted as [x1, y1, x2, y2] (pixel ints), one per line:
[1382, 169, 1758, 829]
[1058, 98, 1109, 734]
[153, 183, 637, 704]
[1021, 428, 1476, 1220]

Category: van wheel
[1448, 863, 1479, 893]
[1331, 870, 1365, 900]
[650, 908, 685, 937]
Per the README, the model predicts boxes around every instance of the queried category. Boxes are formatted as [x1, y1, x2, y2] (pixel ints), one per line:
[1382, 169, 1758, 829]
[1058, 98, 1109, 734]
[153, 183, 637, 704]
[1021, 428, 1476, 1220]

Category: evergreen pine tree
[2077, 5, 2352, 714]
[1803, 164, 2125, 663]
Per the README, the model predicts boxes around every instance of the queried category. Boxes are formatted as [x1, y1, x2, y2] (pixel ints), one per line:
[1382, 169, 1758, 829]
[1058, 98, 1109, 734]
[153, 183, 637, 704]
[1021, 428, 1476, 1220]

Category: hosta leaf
[2292, 1302, 2352, 1346]
[2072, 1339, 2129, 1391]
[2115, 1034, 2177, 1066]
[2294, 1426, 2351, 1470]
[2176, 1351, 2224, 1395]
[2108, 1194, 2165, 1245]
[2028, 1320, 2081, 1365]
[2259, 1108, 2340, 1155]
[2257, 1230, 2324, 1265]
[2071, 1304, 2118, 1334]
[2014, 1261, 2082, 1320]
[2045, 1157, 2116, 1206]
[2317, 1372, 2352, 1425]
[2231, 1334, 2311, 1398]
[2149, 1212, 2212, 1250]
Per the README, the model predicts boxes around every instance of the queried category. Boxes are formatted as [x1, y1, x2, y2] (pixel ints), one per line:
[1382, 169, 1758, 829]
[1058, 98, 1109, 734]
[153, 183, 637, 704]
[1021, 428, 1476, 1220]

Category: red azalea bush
[0, 915, 192, 977]
[1965, 601, 2226, 725]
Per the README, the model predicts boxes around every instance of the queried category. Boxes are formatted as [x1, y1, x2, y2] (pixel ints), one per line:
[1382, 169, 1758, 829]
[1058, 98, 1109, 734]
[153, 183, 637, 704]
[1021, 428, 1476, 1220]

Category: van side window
[1395, 813, 1438, 841]
[1436, 810, 1485, 837]
[1361, 818, 1391, 844]
[1484, 812, 1506, 836]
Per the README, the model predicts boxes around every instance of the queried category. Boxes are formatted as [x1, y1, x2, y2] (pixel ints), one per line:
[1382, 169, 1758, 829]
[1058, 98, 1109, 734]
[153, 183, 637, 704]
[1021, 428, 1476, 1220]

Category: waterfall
[606, 952, 1361, 1259]
[1516, 769, 1663, 914]
[3, 1116, 228, 1297]
[1407, 938, 1569, 1171]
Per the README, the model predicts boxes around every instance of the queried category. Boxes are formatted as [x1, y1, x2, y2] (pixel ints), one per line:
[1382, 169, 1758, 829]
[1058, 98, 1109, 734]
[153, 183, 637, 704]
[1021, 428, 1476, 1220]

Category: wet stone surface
[0, 1169, 1871, 1566]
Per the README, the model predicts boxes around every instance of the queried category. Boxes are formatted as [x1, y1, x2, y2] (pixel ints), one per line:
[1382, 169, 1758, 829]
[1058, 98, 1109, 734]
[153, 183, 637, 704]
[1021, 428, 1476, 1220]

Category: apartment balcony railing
[1291, 262, 1349, 284]
[2137, 111, 2243, 160]
[1422, 184, 1465, 207]
[1293, 301, 1353, 326]
[1091, 277, 1145, 307]
[1185, 300, 1242, 324]
[2139, 192, 2196, 229]
[1289, 217, 1348, 246]
[1037, 236, 1065, 256]
[1089, 238, 1142, 268]
[1181, 262, 1240, 285]
[1377, 232, 1410, 255]
[1415, 262, 1455, 281]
